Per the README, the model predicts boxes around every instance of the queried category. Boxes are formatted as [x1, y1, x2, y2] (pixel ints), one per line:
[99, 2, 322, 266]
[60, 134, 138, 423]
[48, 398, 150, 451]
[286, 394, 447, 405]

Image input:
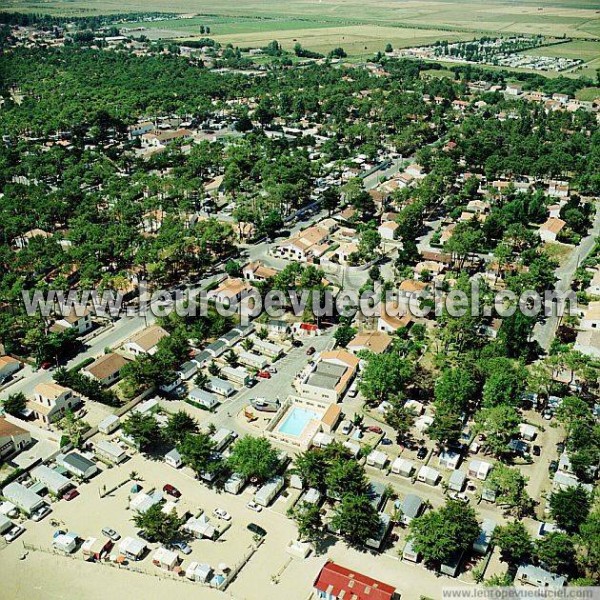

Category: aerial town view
[0, 1, 599, 599]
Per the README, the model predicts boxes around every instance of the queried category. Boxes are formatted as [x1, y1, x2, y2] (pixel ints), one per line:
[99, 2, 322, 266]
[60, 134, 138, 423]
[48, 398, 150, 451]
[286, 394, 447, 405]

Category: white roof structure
[2, 482, 44, 514]
[119, 536, 146, 558]
[417, 465, 440, 485]
[367, 450, 388, 468]
[0, 513, 12, 534]
[97, 414, 120, 433]
[130, 491, 162, 513]
[31, 465, 71, 495]
[391, 457, 415, 476]
[153, 546, 179, 569]
[342, 440, 361, 457]
[186, 561, 213, 582]
[184, 515, 215, 539]
[312, 432, 333, 447]
[468, 460, 492, 480]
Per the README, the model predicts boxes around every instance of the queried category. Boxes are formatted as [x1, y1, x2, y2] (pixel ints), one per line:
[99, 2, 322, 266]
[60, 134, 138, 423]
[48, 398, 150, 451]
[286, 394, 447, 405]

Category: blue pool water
[278, 407, 321, 436]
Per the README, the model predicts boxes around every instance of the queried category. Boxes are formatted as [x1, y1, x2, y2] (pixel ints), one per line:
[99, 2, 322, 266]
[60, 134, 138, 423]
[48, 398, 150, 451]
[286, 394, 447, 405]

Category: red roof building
[313, 561, 397, 600]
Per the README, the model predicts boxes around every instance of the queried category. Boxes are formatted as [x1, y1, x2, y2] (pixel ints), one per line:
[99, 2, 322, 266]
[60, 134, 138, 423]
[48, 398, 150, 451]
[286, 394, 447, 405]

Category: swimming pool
[277, 407, 322, 437]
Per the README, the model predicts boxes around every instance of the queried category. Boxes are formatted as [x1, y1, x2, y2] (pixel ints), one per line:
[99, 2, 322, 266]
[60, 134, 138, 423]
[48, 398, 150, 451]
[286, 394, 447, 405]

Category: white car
[4, 525, 25, 543]
[246, 501, 263, 513]
[266, 366, 277, 374]
[31, 505, 51, 522]
[213, 508, 232, 521]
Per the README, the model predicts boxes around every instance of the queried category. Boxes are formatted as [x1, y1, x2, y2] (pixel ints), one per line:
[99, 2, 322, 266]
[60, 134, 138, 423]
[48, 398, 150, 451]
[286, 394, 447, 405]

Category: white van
[347, 381, 359, 398]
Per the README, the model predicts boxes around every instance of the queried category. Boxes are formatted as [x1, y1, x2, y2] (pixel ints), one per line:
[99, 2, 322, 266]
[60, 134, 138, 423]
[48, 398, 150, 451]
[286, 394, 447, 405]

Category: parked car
[416, 446, 428, 460]
[247, 523, 267, 537]
[340, 421, 353, 435]
[31, 505, 51, 522]
[548, 460, 559, 475]
[449, 492, 469, 503]
[163, 484, 181, 498]
[63, 488, 80, 501]
[245, 378, 258, 388]
[213, 508, 232, 521]
[4, 525, 25, 543]
[306, 346, 316, 356]
[137, 529, 157, 543]
[171, 540, 192, 555]
[101, 527, 120, 541]
[40, 361, 53, 370]
[532, 445, 541, 457]
[381, 438, 393, 446]
[291, 340, 303, 348]
[257, 370, 271, 379]
[246, 501, 263, 513]
[556, 442, 565, 455]
[367, 425, 383, 435]
[266, 366, 277, 374]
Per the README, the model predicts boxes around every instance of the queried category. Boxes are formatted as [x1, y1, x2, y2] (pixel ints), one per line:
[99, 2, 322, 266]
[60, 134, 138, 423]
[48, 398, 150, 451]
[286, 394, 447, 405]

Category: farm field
[2, 0, 599, 60]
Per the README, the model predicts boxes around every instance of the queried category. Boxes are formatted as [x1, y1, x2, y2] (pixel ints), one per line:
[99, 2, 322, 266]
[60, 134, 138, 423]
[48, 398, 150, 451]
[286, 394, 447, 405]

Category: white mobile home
[184, 515, 216, 540]
[438, 450, 462, 470]
[253, 339, 284, 359]
[473, 518, 496, 554]
[95, 440, 127, 464]
[237, 351, 269, 370]
[402, 539, 421, 563]
[367, 450, 388, 469]
[2, 482, 45, 515]
[58, 452, 98, 480]
[152, 546, 179, 571]
[53, 532, 78, 554]
[221, 366, 251, 386]
[186, 562, 213, 583]
[205, 377, 236, 397]
[224, 473, 247, 495]
[211, 428, 235, 452]
[468, 460, 492, 481]
[189, 388, 220, 409]
[30, 465, 72, 496]
[177, 360, 198, 381]
[164, 448, 182, 469]
[254, 476, 284, 507]
[97, 414, 120, 435]
[448, 469, 466, 492]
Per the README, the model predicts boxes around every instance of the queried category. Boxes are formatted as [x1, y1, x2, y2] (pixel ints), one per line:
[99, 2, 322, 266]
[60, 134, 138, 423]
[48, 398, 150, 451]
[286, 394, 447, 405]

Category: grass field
[3, 0, 599, 61]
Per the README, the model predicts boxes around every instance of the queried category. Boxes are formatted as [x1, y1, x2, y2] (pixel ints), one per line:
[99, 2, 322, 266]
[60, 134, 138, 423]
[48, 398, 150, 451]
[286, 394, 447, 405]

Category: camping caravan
[184, 515, 216, 540]
[254, 476, 284, 507]
[224, 473, 246, 495]
[391, 458, 415, 478]
[205, 377, 235, 398]
[468, 460, 492, 481]
[211, 428, 235, 452]
[52, 532, 78, 554]
[82, 536, 113, 561]
[152, 546, 179, 571]
[98, 414, 120, 435]
[438, 450, 462, 470]
[366, 450, 388, 469]
[177, 361, 198, 381]
[186, 562, 213, 583]
[440, 551, 464, 577]
[417, 465, 440, 486]
[119, 536, 147, 561]
[448, 469, 466, 492]
[473, 519, 496, 554]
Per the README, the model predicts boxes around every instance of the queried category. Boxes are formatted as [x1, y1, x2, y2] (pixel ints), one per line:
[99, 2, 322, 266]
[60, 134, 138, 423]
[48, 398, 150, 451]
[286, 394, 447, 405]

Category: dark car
[247, 523, 267, 537]
[548, 460, 559, 475]
[381, 438, 393, 446]
[416, 446, 428, 460]
[137, 529, 158, 543]
[292, 339, 303, 348]
[63, 488, 80, 501]
[556, 442, 565, 455]
[306, 346, 316, 356]
[163, 484, 181, 498]
[532, 445, 541, 456]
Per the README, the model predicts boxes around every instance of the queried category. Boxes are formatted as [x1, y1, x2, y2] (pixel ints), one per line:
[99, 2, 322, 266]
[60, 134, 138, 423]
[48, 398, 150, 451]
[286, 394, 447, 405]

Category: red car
[257, 370, 271, 379]
[40, 361, 53, 370]
[163, 484, 181, 498]
[63, 488, 80, 501]
[367, 425, 383, 435]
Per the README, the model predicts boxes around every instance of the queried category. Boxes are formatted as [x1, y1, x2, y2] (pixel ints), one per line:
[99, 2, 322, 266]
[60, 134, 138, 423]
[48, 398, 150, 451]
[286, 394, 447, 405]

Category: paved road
[533, 204, 600, 350]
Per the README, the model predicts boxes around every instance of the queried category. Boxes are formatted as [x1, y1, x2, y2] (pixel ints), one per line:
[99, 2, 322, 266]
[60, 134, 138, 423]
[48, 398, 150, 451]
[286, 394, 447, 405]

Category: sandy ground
[0, 450, 495, 600]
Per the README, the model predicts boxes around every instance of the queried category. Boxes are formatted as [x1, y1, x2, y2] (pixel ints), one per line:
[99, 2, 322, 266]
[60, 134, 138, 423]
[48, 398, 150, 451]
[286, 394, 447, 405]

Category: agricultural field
[3, 0, 600, 60]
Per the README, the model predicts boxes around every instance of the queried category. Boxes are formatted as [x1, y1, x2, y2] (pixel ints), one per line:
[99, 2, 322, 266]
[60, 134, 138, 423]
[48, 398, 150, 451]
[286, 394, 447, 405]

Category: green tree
[132, 503, 183, 544]
[536, 532, 576, 575]
[493, 521, 533, 565]
[334, 325, 357, 349]
[122, 412, 161, 451]
[358, 352, 413, 404]
[178, 432, 219, 477]
[293, 449, 330, 492]
[288, 501, 323, 541]
[409, 500, 480, 567]
[487, 464, 531, 516]
[549, 486, 590, 534]
[3, 392, 26, 416]
[227, 436, 280, 483]
[325, 456, 369, 498]
[165, 410, 198, 445]
[473, 405, 521, 457]
[331, 493, 381, 548]
[384, 400, 416, 441]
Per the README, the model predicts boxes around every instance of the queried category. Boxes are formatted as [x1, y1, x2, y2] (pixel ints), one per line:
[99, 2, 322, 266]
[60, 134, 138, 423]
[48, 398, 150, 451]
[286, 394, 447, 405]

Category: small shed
[366, 450, 388, 469]
[391, 457, 415, 478]
[165, 448, 182, 469]
[402, 539, 421, 563]
[417, 465, 440, 486]
[519, 423, 538, 441]
[448, 469, 466, 492]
